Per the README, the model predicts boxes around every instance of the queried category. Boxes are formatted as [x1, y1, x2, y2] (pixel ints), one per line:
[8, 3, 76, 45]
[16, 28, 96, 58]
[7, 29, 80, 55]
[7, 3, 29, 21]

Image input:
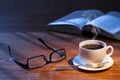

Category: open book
[46, 9, 120, 40]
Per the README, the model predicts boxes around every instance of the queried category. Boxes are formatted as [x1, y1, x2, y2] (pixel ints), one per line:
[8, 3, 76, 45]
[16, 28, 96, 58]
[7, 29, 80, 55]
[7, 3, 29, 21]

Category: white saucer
[72, 55, 114, 71]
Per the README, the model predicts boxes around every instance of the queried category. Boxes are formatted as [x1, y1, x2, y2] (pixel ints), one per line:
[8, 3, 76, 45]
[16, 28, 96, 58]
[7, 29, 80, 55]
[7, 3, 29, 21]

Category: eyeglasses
[8, 38, 66, 69]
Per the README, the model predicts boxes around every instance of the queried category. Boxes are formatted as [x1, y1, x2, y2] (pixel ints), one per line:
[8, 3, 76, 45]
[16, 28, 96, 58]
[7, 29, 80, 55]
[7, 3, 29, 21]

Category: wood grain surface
[0, 31, 120, 80]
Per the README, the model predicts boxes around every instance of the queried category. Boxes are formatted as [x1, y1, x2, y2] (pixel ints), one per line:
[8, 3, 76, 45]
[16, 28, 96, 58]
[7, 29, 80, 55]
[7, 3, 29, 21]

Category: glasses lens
[51, 49, 65, 62]
[28, 56, 46, 68]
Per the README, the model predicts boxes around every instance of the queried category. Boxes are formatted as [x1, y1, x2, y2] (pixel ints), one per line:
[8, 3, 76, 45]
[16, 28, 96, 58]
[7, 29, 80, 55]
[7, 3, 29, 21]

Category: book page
[48, 9, 104, 30]
[86, 11, 120, 39]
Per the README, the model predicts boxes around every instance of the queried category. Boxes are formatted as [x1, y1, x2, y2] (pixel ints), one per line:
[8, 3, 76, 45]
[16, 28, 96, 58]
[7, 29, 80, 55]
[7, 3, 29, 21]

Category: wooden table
[0, 31, 120, 80]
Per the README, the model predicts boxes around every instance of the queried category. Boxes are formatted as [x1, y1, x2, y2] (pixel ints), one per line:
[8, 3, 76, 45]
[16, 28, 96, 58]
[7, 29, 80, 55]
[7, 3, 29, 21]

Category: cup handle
[106, 45, 113, 57]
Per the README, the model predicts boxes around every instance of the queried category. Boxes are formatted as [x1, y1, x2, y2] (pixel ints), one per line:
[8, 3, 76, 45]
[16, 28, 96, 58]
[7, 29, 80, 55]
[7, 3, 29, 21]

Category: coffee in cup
[79, 40, 113, 67]
[82, 44, 104, 50]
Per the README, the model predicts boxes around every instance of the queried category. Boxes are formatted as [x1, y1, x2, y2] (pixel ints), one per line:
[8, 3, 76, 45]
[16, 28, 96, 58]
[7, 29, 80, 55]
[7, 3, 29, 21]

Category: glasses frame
[8, 38, 66, 69]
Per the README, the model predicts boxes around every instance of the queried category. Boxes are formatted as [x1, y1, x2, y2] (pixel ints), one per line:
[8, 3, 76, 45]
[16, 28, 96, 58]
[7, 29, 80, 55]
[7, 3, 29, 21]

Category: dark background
[0, 0, 120, 15]
[0, 0, 119, 32]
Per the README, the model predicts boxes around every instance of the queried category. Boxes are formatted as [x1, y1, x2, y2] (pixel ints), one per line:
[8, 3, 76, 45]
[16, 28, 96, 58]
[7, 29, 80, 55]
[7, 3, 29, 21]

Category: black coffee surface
[82, 44, 103, 50]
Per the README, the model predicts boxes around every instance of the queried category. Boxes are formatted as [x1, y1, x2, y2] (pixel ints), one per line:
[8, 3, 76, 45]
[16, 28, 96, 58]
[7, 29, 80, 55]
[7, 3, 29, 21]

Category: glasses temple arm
[38, 38, 66, 57]
[8, 46, 13, 58]
[38, 38, 55, 51]
[8, 46, 29, 69]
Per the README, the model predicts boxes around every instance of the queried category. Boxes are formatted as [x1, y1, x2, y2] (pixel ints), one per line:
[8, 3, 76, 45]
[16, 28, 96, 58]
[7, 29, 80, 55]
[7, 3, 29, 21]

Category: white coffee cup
[79, 40, 113, 67]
